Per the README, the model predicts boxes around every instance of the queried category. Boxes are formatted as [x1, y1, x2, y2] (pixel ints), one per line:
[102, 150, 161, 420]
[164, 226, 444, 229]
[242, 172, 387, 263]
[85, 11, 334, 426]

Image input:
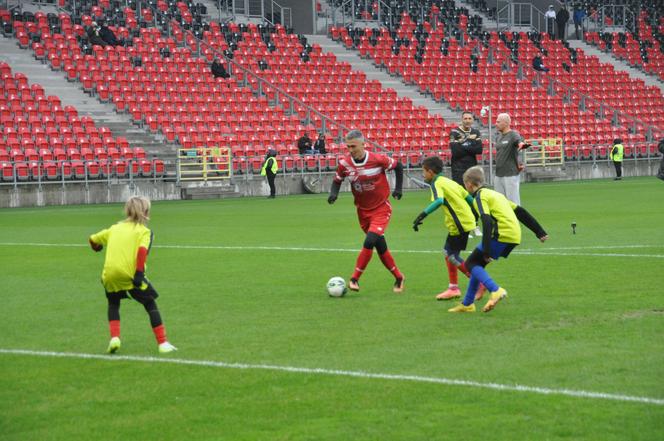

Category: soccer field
[1, 177, 663, 440]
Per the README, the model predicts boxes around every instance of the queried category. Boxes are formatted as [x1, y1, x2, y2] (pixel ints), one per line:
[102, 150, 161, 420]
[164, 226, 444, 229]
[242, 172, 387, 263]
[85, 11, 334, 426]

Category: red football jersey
[334, 151, 397, 210]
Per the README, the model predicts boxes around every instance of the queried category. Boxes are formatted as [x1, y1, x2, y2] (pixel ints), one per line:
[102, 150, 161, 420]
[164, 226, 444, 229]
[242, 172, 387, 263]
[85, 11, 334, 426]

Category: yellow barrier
[523, 138, 564, 167]
[177, 147, 232, 181]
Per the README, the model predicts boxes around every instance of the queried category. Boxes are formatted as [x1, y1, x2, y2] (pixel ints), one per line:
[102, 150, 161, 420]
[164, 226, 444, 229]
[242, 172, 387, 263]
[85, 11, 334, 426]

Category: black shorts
[105, 282, 159, 304]
[444, 232, 470, 254]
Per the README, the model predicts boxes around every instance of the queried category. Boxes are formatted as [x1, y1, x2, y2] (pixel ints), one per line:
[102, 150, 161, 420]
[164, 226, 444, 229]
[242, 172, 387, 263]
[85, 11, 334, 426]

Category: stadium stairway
[0, 34, 180, 177]
[306, 33, 474, 132]
[567, 40, 664, 94]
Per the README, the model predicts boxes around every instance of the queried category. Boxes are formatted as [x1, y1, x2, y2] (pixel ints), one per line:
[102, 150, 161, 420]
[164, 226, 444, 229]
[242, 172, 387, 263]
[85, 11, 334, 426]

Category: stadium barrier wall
[0, 160, 660, 208]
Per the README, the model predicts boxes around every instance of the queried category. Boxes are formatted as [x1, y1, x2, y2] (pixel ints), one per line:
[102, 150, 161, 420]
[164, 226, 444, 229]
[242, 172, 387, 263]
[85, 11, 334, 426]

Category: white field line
[0, 242, 663, 258]
[1, 348, 662, 406]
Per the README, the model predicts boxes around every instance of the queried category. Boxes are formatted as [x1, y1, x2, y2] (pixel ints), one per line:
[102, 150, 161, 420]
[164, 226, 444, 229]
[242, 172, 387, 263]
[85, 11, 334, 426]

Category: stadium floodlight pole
[481, 105, 493, 185]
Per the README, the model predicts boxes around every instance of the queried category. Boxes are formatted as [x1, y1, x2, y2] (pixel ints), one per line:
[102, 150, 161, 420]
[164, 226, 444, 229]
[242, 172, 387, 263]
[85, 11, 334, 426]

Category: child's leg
[106, 293, 121, 338]
[131, 284, 168, 345]
[462, 249, 500, 306]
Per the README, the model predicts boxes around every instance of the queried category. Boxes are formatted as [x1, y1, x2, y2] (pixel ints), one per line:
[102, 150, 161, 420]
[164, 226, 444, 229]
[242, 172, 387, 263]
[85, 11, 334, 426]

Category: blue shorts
[477, 239, 517, 260]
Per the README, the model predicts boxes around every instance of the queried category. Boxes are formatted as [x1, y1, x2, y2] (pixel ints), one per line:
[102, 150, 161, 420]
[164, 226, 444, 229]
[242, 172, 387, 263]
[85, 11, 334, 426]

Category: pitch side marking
[0, 348, 662, 406]
[1, 242, 663, 258]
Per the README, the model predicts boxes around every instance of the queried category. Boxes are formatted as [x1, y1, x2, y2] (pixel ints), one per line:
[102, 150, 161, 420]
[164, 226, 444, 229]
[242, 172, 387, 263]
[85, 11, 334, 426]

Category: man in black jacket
[450, 111, 483, 185]
[556, 5, 569, 41]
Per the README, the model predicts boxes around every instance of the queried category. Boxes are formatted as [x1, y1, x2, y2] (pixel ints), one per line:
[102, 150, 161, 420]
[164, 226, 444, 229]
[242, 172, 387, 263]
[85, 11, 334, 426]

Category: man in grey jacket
[494, 113, 530, 205]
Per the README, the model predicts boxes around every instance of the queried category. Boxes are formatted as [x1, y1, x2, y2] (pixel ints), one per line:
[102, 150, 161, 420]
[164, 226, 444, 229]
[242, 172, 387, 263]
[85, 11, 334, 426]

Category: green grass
[1, 177, 663, 440]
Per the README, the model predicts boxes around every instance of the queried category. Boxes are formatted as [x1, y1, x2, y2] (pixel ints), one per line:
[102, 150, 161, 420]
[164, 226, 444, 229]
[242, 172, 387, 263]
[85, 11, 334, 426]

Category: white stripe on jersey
[357, 166, 384, 177]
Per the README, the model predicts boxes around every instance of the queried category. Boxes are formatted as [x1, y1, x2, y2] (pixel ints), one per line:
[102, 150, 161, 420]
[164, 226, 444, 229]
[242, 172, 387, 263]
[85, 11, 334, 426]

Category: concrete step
[181, 183, 240, 199]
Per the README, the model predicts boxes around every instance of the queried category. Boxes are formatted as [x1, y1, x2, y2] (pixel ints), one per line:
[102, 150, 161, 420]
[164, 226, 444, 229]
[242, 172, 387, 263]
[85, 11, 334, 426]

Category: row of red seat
[0, 158, 164, 182]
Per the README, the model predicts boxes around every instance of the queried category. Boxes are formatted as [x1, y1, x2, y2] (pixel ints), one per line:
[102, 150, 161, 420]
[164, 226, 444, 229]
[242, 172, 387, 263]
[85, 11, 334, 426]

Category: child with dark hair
[412, 156, 485, 300]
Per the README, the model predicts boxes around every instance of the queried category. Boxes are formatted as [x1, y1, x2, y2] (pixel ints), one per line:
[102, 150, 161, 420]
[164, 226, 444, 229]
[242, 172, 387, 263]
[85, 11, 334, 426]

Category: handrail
[265, 0, 292, 28]
[496, 2, 548, 33]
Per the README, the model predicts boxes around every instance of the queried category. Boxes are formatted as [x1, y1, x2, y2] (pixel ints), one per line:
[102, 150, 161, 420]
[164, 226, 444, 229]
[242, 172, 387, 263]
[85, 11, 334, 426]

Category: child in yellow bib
[89, 196, 177, 353]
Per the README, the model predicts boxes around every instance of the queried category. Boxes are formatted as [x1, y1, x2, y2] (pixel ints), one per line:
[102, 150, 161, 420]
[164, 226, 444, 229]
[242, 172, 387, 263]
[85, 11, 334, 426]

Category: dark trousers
[613, 161, 622, 178]
[657, 157, 664, 181]
[266, 172, 276, 197]
[558, 24, 566, 41]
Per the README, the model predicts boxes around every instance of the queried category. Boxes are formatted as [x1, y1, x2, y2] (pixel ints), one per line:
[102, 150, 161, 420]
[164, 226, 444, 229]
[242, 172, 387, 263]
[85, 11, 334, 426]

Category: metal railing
[265, 0, 292, 28]
[0, 158, 166, 189]
[177, 147, 232, 182]
[496, 2, 548, 33]
[325, 0, 401, 31]
[582, 4, 636, 33]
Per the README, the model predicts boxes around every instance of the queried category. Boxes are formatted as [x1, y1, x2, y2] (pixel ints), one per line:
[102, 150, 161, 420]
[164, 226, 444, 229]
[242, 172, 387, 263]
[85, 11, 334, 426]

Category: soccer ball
[326, 276, 347, 297]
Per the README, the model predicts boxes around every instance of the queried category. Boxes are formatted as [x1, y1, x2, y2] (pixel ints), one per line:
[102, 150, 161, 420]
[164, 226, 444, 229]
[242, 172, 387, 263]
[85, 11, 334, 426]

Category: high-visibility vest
[611, 144, 624, 162]
[261, 157, 278, 175]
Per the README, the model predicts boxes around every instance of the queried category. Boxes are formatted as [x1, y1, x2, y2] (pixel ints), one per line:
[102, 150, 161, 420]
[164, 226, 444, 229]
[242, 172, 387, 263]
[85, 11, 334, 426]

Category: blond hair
[125, 196, 151, 225]
[463, 166, 486, 187]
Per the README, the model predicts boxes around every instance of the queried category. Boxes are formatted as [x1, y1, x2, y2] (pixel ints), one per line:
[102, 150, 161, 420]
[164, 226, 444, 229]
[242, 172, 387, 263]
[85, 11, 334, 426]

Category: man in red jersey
[328, 130, 405, 293]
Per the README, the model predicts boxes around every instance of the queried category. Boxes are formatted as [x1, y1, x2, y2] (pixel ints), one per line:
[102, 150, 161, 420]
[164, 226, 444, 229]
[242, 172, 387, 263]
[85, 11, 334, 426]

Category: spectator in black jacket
[532, 55, 549, 72]
[450, 111, 483, 185]
[211, 58, 230, 78]
[297, 132, 312, 155]
[98, 21, 121, 46]
[313, 132, 326, 154]
[86, 23, 106, 47]
[556, 6, 569, 41]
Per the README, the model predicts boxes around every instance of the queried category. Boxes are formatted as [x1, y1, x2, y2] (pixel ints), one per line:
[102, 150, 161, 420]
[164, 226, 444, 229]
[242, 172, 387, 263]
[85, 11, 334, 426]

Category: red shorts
[357, 201, 392, 235]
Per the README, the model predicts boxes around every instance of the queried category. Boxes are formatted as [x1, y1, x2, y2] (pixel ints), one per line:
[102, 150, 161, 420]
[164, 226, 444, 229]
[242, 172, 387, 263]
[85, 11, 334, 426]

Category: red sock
[379, 250, 403, 279]
[152, 324, 167, 344]
[445, 256, 459, 285]
[458, 261, 471, 278]
[109, 320, 120, 338]
[352, 247, 373, 280]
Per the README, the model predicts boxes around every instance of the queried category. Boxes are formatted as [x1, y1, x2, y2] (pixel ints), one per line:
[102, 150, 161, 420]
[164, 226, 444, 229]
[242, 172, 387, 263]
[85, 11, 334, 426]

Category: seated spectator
[98, 20, 121, 46]
[211, 58, 230, 78]
[313, 133, 326, 154]
[532, 55, 549, 72]
[86, 23, 106, 47]
[297, 132, 312, 154]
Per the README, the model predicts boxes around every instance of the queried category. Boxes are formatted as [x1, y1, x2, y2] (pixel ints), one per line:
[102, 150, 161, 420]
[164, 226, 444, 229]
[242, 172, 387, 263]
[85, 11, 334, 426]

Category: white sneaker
[107, 337, 121, 354]
[473, 227, 482, 237]
[158, 342, 178, 353]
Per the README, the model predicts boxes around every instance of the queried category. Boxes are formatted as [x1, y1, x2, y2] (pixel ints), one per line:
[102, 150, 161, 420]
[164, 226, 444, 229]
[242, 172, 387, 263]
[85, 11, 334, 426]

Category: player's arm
[133, 230, 153, 288]
[449, 129, 466, 158]
[88, 229, 109, 252]
[392, 161, 403, 199]
[475, 192, 493, 260]
[328, 163, 346, 204]
[514, 206, 548, 241]
[480, 213, 493, 259]
[412, 197, 444, 231]
[467, 129, 484, 155]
